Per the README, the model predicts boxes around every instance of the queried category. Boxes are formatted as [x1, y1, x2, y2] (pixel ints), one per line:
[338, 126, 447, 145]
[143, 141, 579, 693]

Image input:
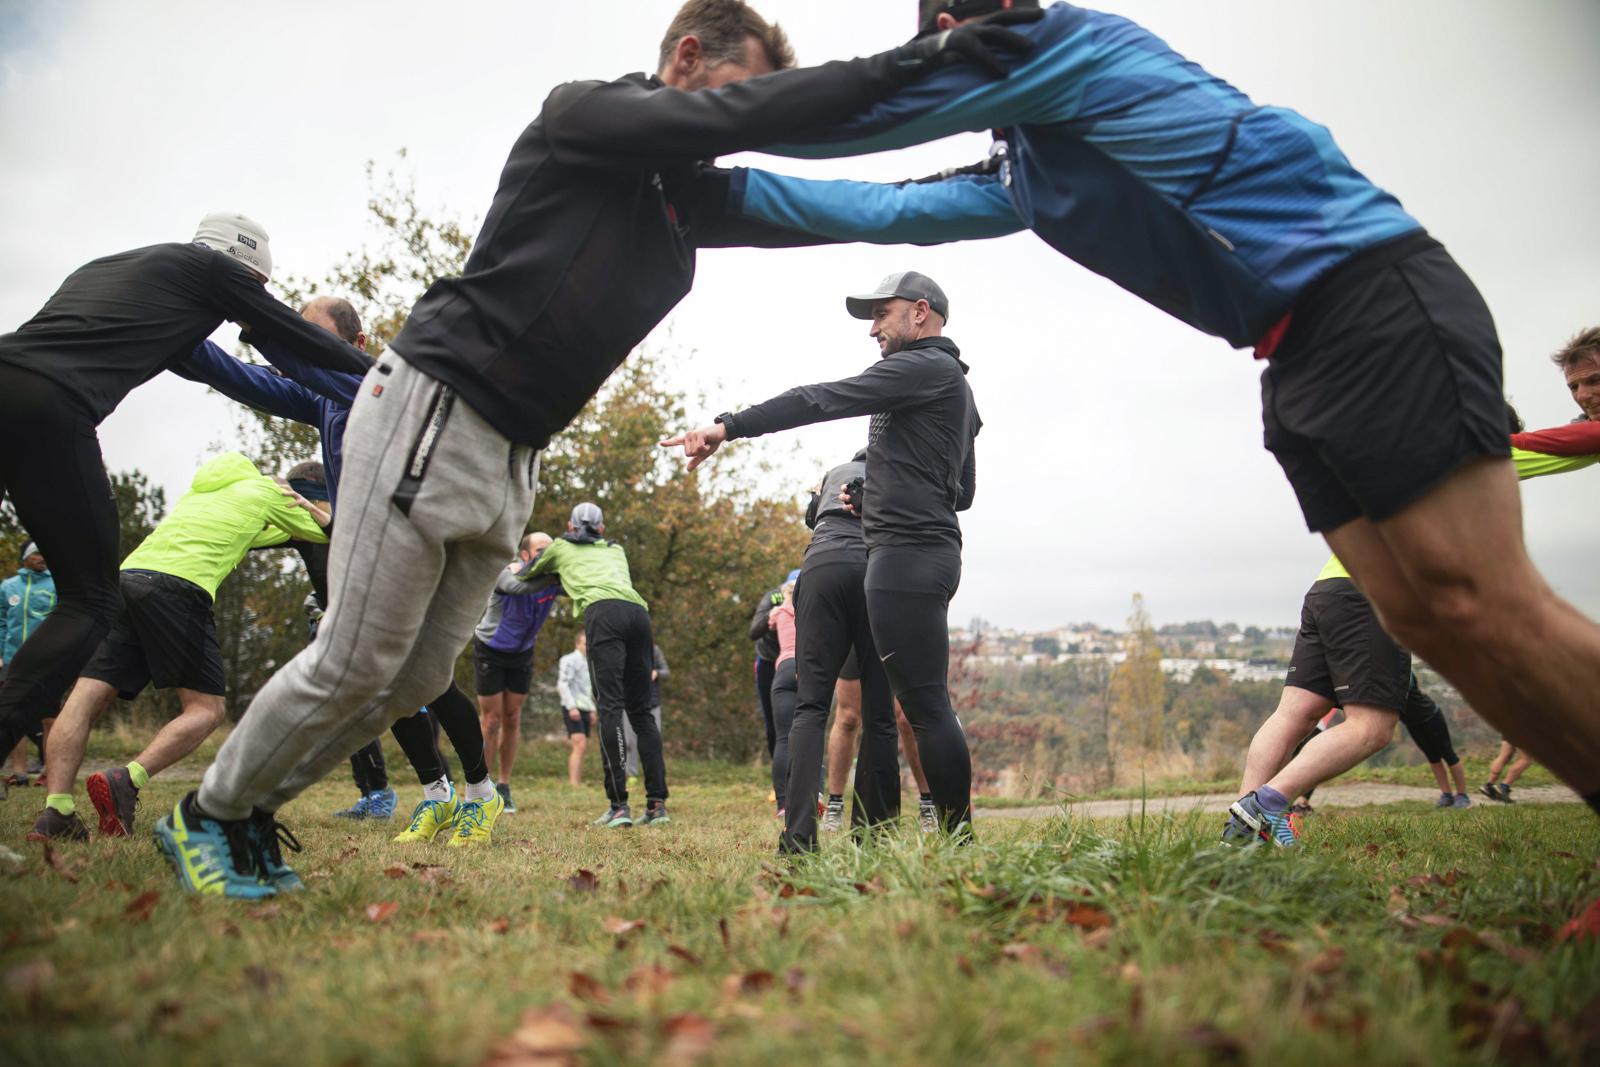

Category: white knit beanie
[193, 212, 272, 280]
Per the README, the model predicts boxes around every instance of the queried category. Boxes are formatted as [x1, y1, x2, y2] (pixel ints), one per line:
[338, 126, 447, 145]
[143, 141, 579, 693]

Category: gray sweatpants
[622, 707, 663, 778]
[199, 352, 537, 819]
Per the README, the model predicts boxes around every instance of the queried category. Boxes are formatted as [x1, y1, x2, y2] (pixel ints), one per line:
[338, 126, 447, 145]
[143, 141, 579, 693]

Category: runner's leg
[895, 699, 931, 796]
[1263, 704, 1397, 801]
[770, 659, 797, 813]
[499, 692, 525, 784]
[586, 603, 631, 810]
[755, 657, 777, 760]
[622, 608, 667, 805]
[478, 691, 504, 782]
[388, 712, 448, 785]
[1239, 687, 1337, 797]
[826, 680, 862, 798]
[39, 678, 119, 802]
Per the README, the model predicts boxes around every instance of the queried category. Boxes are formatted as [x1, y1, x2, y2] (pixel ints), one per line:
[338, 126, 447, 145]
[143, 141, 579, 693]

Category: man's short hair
[301, 296, 364, 345]
[1552, 326, 1600, 373]
[657, 0, 795, 75]
[285, 460, 326, 484]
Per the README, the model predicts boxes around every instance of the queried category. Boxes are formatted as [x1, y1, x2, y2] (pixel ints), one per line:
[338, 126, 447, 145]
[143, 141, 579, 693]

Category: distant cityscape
[949, 618, 1300, 684]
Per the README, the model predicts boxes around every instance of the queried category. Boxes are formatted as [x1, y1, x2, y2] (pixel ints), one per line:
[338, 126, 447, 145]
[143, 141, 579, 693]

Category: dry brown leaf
[659, 1012, 715, 1067]
[603, 917, 646, 936]
[667, 944, 704, 967]
[1064, 903, 1113, 931]
[337, 847, 360, 862]
[624, 963, 675, 998]
[895, 920, 916, 937]
[718, 917, 731, 951]
[245, 903, 282, 921]
[1416, 914, 1456, 928]
[567, 869, 599, 893]
[411, 930, 450, 945]
[43, 843, 78, 884]
[365, 901, 399, 924]
[956, 954, 975, 977]
[1002, 943, 1041, 965]
[1386, 887, 1408, 916]
[413, 865, 453, 888]
[384, 867, 408, 879]
[783, 965, 809, 1000]
[488, 917, 511, 935]
[1303, 946, 1346, 975]
[218, 920, 241, 937]
[481, 1003, 585, 1067]
[722, 970, 775, 999]
[568, 972, 609, 1004]
[123, 890, 161, 924]
[1081, 927, 1115, 950]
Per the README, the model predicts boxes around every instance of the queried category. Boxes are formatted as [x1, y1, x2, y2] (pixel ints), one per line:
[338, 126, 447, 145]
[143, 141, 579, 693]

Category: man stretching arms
[27, 453, 328, 844]
[718, 0, 1600, 814]
[473, 532, 560, 813]
[164, 0, 1036, 895]
[665, 272, 979, 837]
[558, 634, 596, 787]
[525, 504, 667, 828]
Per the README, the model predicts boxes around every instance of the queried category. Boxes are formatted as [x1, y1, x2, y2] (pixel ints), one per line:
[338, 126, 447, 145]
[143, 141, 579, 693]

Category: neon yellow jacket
[1318, 438, 1599, 582]
[121, 452, 328, 598]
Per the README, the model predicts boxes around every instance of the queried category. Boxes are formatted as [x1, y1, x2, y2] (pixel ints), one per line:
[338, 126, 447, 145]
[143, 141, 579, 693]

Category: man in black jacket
[0, 213, 371, 774]
[664, 271, 979, 835]
[175, 1, 1035, 894]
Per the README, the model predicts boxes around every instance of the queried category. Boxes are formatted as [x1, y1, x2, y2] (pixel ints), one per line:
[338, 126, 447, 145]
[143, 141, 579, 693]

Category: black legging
[388, 681, 485, 785]
[586, 599, 667, 807]
[0, 365, 122, 757]
[754, 656, 777, 759]
[770, 658, 797, 812]
[349, 739, 389, 794]
[865, 545, 970, 833]
[784, 557, 899, 853]
[1401, 679, 1458, 766]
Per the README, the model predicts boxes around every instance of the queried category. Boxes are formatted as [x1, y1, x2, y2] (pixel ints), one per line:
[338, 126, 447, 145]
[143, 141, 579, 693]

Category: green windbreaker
[120, 452, 328, 598]
[523, 536, 646, 618]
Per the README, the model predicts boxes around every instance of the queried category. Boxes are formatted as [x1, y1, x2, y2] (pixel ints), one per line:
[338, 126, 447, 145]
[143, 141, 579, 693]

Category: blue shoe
[334, 788, 397, 820]
[250, 810, 305, 892]
[1223, 792, 1302, 848]
[1434, 792, 1455, 808]
[153, 792, 276, 899]
[1452, 793, 1472, 809]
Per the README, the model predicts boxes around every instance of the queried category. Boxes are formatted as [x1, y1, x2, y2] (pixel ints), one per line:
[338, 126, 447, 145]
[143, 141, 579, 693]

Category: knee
[1346, 708, 1398, 750]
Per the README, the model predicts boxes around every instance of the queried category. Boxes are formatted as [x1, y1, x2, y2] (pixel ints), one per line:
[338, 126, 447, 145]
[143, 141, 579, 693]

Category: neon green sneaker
[447, 792, 505, 848]
[393, 795, 461, 844]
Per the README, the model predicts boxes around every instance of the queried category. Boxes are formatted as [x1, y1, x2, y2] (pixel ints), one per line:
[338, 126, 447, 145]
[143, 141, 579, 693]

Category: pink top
[770, 602, 797, 664]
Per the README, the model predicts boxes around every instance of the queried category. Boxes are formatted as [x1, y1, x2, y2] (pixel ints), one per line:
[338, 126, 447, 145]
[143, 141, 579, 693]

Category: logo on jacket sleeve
[7, 595, 18, 606]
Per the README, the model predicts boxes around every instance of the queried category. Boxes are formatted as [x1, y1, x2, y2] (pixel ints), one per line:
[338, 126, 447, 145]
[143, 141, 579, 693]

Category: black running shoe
[4, 772, 29, 789]
[496, 782, 516, 814]
[639, 802, 671, 826]
[87, 766, 140, 837]
[1480, 782, 1505, 802]
[27, 807, 90, 842]
[1499, 784, 1516, 804]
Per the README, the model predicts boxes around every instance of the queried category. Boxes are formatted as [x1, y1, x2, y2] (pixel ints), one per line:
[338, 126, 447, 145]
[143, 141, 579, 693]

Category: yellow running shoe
[393, 795, 461, 843]
[447, 792, 505, 848]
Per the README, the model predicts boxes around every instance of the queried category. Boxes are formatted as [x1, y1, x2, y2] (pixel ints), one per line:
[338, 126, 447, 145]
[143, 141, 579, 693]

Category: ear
[937, 12, 958, 30]
[355, 331, 368, 352]
[674, 33, 704, 75]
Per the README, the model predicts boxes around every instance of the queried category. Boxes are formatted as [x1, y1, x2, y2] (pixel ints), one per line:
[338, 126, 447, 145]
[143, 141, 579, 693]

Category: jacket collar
[901, 335, 967, 372]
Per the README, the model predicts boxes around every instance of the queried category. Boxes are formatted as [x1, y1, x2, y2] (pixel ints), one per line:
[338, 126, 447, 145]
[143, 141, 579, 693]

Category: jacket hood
[13, 567, 50, 579]
[190, 452, 263, 494]
[903, 335, 966, 372]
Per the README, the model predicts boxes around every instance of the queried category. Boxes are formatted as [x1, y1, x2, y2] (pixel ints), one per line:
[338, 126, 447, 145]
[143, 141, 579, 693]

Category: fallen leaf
[365, 901, 399, 924]
[567, 869, 599, 893]
[384, 867, 408, 879]
[1064, 903, 1112, 931]
[784, 965, 810, 1000]
[1476, 930, 1542, 965]
[568, 972, 609, 1004]
[659, 1012, 715, 1067]
[1440, 927, 1477, 952]
[895, 920, 916, 937]
[4, 957, 54, 995]
[956, 954, 975, 977]
[411, 930, 450, 945]
[1417, 914, 1456, 928]
[482, 1003, 584, 1067]
[243, 965, 283, 994]
[123, 891, 161, 924]
[337, 847, 360, 862]
[1002, 943, 1041, 965]
[624, 963, 675, 998]
[1119, 961, 1143, 983]
[1081, 928, 1115, 950]
[414, 865, 453, 888]
[1364, 843, 1381, 856]
[245, 903, 282, 921]
[218, 921, 241, 937]
[1394, 915, 1425, 932]
[722, 970, 775, 998]
[603, 917, 646, 936]
[43, 843, 78, 884]
[1556, 897, 1600, 943]
[1549, 851, 1576, 859]
[1386, 888, 1408, 916]
[1440, 869, 1462, 887]
[488, 917, 511, 935]
[1303, 946, 1345, 975]
[667, 945, 704, 967]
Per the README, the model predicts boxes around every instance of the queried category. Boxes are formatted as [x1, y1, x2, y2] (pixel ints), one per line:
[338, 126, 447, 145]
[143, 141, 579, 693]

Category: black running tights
[754, 656, 777, 759]
[388, 681, 486, 785]
[0, 364, 122, 757]
[865, 545, 970, 833]
[770, 658, 797, 812]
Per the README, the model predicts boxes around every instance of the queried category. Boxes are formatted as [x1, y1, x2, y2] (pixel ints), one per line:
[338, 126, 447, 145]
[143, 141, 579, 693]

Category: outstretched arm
[171, 341, 323, 425]
[242, 332, 365, 408]
[207, 258, 374, 378]
[729, 168, 1024, 246]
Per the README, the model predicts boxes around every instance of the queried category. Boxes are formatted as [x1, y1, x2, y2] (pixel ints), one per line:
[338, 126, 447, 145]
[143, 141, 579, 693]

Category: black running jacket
[389, 54, 923, 448]
[723, 336, 979, 550]
[0, 243, 372, 424]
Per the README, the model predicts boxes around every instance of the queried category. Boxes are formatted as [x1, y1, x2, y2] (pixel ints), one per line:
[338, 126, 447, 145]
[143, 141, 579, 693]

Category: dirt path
[973, 782, 1583, 820]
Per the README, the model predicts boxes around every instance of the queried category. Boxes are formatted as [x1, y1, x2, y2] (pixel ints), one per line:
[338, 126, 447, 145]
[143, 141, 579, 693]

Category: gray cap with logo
[570, 502, 603, 531]
[845, 271, 950, 323]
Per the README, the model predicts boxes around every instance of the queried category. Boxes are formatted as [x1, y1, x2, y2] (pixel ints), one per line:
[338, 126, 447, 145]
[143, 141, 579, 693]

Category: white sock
[423, 777, 453, 803]
[463, 777, 496, 802]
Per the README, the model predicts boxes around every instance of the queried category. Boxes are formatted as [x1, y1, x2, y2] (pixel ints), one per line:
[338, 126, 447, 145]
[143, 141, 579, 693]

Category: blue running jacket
[730, 2, 1422, 349]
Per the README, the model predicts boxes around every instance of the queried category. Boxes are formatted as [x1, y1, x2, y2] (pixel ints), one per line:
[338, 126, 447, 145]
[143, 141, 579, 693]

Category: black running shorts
[1262, 231, 1509, 532]
[839, 645, 861, 683]
[564, 708, 592, 737]
[81, 570, 225, 698]
[1285, 578, 1410, 712]
[472, 638, 533, 696]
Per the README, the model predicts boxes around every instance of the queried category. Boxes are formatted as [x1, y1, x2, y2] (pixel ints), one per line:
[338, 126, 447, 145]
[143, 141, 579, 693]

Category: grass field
[3, 739, 1597, 1066]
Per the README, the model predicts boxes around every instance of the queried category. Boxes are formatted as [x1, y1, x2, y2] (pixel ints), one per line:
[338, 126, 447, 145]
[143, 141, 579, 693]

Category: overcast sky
[2, 0, 1597, 632]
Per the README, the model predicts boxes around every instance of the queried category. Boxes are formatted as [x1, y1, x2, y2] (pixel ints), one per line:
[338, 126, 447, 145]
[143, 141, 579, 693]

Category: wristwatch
[713, 412, 736, 437]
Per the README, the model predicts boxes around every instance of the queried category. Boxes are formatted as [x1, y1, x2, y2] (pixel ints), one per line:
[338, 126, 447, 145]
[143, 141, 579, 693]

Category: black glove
[888, 9, 1044, 81]
[843, 476, 865, 516]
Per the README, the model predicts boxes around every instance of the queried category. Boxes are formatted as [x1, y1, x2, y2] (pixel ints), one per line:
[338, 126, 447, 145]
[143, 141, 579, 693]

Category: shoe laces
[250, 810, 302, 870]
[454, 800, 486, 835]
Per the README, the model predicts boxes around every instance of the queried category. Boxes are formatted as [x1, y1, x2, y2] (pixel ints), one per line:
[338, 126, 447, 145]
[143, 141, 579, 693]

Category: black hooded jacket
[388, 52, 926, 449]
[723, 336, 979, 550]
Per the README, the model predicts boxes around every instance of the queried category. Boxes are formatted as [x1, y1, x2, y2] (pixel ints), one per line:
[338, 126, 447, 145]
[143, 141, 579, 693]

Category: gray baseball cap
[845, 271, 949, 323]
[570, 502, 603, 530]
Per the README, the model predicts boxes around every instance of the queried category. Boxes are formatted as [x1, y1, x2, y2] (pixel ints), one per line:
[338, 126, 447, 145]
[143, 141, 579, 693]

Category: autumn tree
[1109, 593, 1166, 775]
